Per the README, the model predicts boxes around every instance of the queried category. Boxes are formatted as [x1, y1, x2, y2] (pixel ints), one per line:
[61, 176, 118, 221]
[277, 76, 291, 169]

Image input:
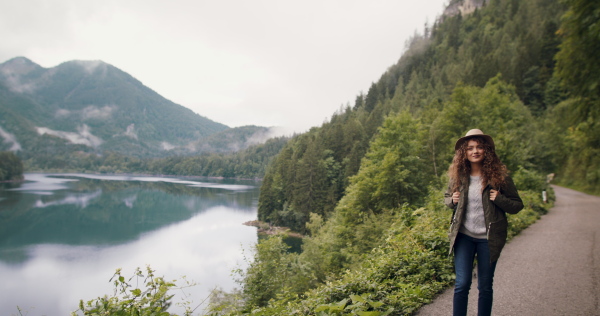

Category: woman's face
[465, 139, 485, 164]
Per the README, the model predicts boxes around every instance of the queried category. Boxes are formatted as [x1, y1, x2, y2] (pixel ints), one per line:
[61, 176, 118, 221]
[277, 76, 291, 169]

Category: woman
[445, 129, 524, 316]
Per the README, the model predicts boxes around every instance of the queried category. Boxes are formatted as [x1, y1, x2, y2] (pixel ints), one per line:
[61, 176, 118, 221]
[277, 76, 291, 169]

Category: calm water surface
[0, 173, 260, 315]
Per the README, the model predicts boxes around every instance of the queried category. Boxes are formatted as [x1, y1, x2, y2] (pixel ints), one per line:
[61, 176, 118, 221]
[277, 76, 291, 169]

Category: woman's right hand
[452, 192, 460, 205]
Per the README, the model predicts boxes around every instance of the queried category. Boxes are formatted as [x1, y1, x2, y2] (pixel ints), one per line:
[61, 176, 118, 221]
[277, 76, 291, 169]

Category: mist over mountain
[0, 57, 272, 161]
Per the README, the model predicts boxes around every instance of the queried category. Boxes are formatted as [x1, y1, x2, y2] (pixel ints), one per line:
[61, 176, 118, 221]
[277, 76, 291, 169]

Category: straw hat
[454, 129, 495, 151]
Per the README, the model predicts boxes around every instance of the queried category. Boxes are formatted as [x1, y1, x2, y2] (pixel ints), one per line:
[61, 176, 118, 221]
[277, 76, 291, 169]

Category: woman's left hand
[490, 189, 499, 201]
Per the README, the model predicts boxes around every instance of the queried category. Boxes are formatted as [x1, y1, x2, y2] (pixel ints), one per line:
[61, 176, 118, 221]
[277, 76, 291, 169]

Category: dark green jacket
[445, 175, 523, 262]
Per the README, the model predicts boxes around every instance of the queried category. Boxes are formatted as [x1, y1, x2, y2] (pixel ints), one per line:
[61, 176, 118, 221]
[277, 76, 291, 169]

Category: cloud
[72, 60, 105, 74]
[55, 109, 71, 118]
[1, 72, 36, 93]
[124, 123, 138, 140]
[36, 124, 104, 147]
[160, 142, 175, 151]
[0, 125, 22, 151]
[53, 105, 116, 121]
[80, 105, 116, 120]
[243, 127, 287, 147]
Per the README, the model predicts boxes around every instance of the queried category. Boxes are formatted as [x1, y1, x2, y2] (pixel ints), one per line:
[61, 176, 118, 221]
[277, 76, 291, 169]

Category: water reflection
[0, 173, 259, 315]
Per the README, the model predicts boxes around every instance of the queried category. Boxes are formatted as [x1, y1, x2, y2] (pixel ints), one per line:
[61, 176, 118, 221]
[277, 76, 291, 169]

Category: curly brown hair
[448, 136, 507, 192]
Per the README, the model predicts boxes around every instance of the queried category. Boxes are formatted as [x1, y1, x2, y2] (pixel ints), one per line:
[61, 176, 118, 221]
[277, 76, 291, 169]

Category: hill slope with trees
[202, 0, 598, 314]
[258, 0, 566, 233]
[0, 57, 286, 174]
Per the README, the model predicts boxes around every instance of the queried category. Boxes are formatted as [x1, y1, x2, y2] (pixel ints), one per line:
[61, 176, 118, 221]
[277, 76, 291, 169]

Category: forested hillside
[22, 135, 289, 179]
[205, 0, 599, 314]
[258, 0, 566, 233]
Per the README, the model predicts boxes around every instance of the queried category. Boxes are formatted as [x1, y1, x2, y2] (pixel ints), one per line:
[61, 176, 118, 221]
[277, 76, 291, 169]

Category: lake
[0, 173, 260, 315]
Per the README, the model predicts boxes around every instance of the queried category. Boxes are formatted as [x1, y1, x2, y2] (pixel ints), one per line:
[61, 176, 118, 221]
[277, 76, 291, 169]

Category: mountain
[0, 57, 270, 162]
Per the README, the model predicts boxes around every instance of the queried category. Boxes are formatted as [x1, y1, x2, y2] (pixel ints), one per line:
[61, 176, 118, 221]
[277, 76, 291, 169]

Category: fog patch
[242, 127, 292, 148]
[161, 142, 175, 151]
[0, 125, 22, 151]
[81, 105, 116, 120]
[2, 75, 36, 93]
[36, 124, 104, 148]
[184, 141, 197, 152]
[52, 105, 116, 120]
[73, 60, 106, 75]
[55, 109, 71, 118]
[265, 126, 297, 138]
[402, 33, 431, 59]
[124, 124, 138, 140]
[245, 127, 283, 146]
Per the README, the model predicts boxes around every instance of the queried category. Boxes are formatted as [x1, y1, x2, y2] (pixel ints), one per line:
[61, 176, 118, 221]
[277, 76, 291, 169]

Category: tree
[551, 0, 600, 193]
[0, 151, 24, 181]
[555, 0, 600, 103]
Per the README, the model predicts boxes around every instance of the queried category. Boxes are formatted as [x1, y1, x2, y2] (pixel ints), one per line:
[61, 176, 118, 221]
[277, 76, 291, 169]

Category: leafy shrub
[73, 266, 193, 316]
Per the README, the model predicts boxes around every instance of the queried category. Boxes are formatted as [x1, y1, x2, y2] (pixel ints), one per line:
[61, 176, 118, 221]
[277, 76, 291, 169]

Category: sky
[0, 0, 449, 135]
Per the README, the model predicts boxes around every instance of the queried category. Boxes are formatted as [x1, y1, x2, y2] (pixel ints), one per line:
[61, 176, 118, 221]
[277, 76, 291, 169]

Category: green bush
[73, 266, 193, 316]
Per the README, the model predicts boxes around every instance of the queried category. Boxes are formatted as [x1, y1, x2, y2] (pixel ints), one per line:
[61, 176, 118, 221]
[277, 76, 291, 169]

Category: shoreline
[243, 220, 304, 238]
[21, 171, 263, 182]
[0, 177, 25, 183]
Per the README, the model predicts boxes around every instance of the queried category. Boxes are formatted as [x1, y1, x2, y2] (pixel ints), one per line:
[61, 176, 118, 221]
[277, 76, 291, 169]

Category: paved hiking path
[416, 185, 600, 316]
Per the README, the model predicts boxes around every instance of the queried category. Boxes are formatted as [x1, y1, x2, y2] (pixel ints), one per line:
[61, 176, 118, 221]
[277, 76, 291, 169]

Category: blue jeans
[453, 232, 498, 316]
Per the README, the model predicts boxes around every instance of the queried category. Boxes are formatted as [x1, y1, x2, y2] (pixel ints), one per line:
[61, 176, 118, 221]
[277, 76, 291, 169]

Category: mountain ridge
[0, 57, 275, 163]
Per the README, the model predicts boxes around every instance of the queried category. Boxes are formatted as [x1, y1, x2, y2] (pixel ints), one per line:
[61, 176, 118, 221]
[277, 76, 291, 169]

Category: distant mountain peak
[0, 56, 42, 76]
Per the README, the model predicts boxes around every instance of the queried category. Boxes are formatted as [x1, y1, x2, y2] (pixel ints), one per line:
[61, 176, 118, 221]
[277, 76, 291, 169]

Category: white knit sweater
[459, 175, 487, 239]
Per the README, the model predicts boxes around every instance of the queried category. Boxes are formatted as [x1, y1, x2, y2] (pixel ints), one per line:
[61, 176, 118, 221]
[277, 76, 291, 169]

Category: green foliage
[230, 75, 557, 315]
[0, 151, 24, 181]
[555, 0, 600, 102]
[314, 295, 394, 316]
[512, 167, 548, 192]
[550, 0, 600, 195]
[228, 184, 553, 316]
[430, 76, 537, 174]
[241, 236, 294, 307]
[258, 117, 369, 233]
[73, 266, 192, 316]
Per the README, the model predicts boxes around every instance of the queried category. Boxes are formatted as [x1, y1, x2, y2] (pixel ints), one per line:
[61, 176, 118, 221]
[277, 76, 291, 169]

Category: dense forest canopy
[18, 135, 289, 179]
[258, 0, 571, 234]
